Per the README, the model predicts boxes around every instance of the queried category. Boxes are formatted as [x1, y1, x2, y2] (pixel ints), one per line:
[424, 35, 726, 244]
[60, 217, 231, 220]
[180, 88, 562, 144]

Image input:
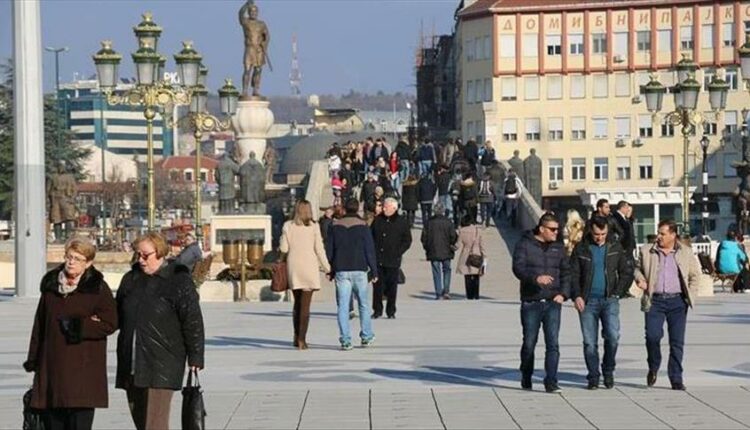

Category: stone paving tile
[687, 387, 750, 428]
[432, 388, 518, 429]
[226, 390, 308, 429]
[371, 390, 444, 430]
[561, 388, 670, 429]
[298, 389, 370, 430]
[494, 387, 594, 429]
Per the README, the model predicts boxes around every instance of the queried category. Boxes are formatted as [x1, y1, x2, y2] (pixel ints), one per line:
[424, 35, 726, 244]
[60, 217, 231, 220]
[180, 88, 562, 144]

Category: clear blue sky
[0, 0, 457, 96]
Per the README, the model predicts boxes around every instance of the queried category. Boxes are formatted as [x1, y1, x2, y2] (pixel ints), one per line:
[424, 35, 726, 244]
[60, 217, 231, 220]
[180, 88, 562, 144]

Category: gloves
[58, 317, 82, 345]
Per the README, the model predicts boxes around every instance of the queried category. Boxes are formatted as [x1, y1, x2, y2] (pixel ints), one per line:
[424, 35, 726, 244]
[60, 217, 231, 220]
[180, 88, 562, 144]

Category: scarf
[58, 270, 82, 296]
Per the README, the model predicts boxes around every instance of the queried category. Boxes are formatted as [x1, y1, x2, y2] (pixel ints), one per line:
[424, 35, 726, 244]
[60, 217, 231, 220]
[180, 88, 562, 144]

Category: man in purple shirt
[634, 219, 700, 391]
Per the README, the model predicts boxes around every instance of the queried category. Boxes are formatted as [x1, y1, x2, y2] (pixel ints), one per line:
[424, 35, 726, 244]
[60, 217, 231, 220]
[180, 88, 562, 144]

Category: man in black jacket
[371, 197, 412, 318]
[613, 200, 636, 254]
[570, 217, 634, 389]
[417, 173, 437, 227]
[588, 198, 621, 242]
[326, 198, 378, 349]
[512, 212, 570, 393]
[421, 203, 458, 299]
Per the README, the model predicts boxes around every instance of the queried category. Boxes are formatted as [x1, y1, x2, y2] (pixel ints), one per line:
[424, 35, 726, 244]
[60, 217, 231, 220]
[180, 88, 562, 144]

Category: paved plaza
[1, 224, 750, 429]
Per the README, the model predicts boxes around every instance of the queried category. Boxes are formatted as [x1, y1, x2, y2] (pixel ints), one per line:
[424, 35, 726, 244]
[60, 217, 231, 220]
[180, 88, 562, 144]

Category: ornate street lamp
[641, 63, 729, 236]
[93, 13, 197, 231]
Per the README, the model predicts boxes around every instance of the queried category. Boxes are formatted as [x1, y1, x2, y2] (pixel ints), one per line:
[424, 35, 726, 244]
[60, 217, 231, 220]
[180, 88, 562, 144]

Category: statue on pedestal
[239, 151, 267, 214]
[508, 150, 525, 182]
[238, 0, 270, 97]
[263, 142, 277, 184]
[733, 136, 750, 234]
[216, 150, 240, 214]
[523, 148, 543, 206]
[47, 162, 78, 242]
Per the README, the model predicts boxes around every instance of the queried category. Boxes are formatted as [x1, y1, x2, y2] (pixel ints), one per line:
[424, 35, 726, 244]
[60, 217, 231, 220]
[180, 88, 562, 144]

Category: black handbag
[181, 369, 206, 430]
[22, 388, 44, 430]
[466, 226, 484, 269]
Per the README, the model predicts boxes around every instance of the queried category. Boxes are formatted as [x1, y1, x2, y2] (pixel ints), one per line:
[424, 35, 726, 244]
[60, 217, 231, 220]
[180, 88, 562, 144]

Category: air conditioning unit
[633, 138, 644, 147]
[615, 138, 626, 147]
[632, 95, 642, 103]
[548, 181, 559, 190]
[658, 178, 670, 187]
[613, 54, 625, 63]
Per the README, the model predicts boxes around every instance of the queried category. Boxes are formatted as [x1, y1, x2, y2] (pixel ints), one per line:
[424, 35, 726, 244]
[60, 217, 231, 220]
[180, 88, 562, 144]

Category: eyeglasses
[542, 225, 559, 232]
[64, 254, 87, 264]
[137, 251, 156, 261]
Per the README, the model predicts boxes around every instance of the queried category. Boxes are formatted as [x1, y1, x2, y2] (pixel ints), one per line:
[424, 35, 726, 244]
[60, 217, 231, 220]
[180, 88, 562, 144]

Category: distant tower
[290, 33, 302, 98]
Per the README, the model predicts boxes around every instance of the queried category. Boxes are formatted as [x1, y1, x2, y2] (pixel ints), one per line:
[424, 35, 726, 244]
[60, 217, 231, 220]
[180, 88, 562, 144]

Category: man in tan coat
[634, 219, 700, 391]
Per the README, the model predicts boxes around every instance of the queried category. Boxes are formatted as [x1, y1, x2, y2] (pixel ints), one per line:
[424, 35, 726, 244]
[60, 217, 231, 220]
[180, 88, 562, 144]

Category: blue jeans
[399, 160, 410, 182]
[430, 260, 452, 297]
[335, 271, 374, 345]
[480, 202, 494, 226]
[419, 160, 433, 176]
[391, 173, 401, 195]
[439, 195, 453, 219]
[579, 297, 620, 382]
[645, 294, 688, 384]
[520, 300, 561, 386]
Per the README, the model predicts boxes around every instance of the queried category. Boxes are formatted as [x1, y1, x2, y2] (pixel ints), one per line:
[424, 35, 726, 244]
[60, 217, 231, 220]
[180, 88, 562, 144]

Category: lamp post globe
[133, 12, 162, 53]
[174, 41, 202, 88]
[218, 79, 240, 116]
[131, 42, 160, 86]
[642, 75, 666, 113]
[92, 41, 121, 90]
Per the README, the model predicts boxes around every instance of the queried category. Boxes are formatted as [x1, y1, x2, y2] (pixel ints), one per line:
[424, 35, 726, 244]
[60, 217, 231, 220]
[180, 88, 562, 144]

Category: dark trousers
[126, 386, 174, 430]
[44, 408, 95, 430]
[465, 205, 478, 223]
[420, 203, 433, 227]
[464, 275, 480, 299]
[480, 202, 494, 226]
[645, 294, 688, 384]
[293, 290, 315, 346]
[406, 210, 416, 228]
[373, 266, 399, 317]
[520, 300, 561, 386]
[579, 297, 620, 383]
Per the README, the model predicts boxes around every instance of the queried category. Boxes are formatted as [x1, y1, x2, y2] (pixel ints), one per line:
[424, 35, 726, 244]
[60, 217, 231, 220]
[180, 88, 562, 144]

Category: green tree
[0, 60, 91, 219]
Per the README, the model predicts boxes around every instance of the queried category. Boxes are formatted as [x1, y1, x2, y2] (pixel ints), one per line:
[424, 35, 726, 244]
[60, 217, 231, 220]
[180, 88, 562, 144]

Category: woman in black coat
[116, 232, 205, 430]
[400, 175, 419, 228]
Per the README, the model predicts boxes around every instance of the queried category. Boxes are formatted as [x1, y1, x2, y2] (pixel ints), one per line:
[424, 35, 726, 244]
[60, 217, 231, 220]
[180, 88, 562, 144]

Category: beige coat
[279, 221, 331, 290]
[456, 225, 487, 275]
[634, 242, 701, 310]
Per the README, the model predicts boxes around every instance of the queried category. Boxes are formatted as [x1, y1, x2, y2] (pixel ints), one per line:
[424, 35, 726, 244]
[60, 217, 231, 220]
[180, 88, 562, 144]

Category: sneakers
[361, 336, 375, 348]
[340, 342, 353, 351]
[545, 383, 562, 393]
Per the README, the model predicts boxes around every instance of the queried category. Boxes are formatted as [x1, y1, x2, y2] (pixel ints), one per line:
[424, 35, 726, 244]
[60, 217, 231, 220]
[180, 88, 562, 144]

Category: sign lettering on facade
[639, 12, 649, 25]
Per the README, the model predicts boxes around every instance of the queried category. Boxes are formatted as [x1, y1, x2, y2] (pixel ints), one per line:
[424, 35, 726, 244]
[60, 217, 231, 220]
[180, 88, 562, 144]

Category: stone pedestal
[198, 280, 287, 302]
[209, 214, 272, 254]
[232, 98, 274, 165]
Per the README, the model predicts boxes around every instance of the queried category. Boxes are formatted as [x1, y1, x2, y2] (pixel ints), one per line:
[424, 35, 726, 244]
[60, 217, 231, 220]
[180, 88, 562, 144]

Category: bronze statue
[216, 150, 240, 214]
[523, 148, 543, 206]
[47, 162, 78, 242]
[239, 0, 270, 97]
[239, 151, 267, 213]
[733, 135, 750, 235]
[508, 149, 525, 183]
[263, 142, 277, 184]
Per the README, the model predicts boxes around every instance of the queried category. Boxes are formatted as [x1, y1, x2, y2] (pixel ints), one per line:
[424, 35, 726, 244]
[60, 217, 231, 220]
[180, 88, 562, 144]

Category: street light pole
[45, 46, 68, 96]
[700, 135, 710, 239]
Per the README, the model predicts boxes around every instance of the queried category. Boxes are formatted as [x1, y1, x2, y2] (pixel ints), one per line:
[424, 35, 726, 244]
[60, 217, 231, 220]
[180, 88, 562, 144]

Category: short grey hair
[383, 197, 399, 209]
[433, 202, 445, 217]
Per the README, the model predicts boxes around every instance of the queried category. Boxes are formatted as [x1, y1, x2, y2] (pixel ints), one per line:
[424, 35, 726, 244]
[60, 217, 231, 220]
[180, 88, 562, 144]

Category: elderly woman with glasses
[23, 237, 118, 430]
[115, 232, 205, 430]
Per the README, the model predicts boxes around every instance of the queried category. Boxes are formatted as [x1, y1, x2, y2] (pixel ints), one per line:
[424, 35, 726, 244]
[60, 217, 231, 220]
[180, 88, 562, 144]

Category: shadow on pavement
[240, 311, 337, 319]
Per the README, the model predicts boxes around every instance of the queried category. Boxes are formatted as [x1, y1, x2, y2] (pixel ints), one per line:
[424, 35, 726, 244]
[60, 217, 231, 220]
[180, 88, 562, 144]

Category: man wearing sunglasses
[512, 212, 570, 393]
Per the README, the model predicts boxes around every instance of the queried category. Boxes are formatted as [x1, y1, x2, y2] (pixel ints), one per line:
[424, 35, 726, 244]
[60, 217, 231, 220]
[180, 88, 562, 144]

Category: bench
[697, 253, 737, 293]
[192, 254, 214, 288]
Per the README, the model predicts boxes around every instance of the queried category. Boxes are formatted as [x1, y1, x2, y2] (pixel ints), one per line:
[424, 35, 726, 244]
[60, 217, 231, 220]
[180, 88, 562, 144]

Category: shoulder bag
[466, 226, 484, 269]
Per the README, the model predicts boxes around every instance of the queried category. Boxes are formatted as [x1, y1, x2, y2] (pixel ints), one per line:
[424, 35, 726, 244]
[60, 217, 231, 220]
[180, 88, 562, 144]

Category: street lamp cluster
[92, 12, 239, 239]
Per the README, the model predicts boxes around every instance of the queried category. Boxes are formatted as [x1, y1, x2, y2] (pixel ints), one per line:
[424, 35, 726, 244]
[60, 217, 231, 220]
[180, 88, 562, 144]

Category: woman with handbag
[280, 199, 332, 349]
[456, 216, 486, 300]
[24, 237, 118, 430]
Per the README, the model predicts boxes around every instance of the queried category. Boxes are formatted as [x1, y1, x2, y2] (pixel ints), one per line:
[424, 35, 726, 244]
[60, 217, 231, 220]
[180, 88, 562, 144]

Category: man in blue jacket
[326, 198, 379, 350]
[512, 212, 570, 393]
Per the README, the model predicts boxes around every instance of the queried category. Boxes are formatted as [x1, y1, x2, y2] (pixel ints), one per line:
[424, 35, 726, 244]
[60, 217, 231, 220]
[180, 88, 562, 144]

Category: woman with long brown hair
[280, 200, 332, 349]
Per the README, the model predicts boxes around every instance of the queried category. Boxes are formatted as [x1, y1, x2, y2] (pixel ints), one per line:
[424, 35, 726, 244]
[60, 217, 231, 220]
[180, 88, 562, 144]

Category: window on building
[594, 157, 609, 180]
[703, 116, 718, 135]
[617, 157, 631, 180]
[614, 32, 628, 58]
[724, 153, 738, 177]
[549, 159, 563, 181]
[638, 115, 653, 138]
[592, 33, 607, 54]
[572, 157, 586, 181]
[523, 34, 538, 57]
[466, 80, 474, 104]
[483, 36, 491, 59]
[570, 75, 585, 98]
[701, 25, 714, 49]
[525, 76, 540, 100]
[474, 37, 483, 60]
[661, 119, 675, 137]
[570, 33, 584, 55]
[723, 23, 736, 47]
[465, 39, 474, 62]
[571, 116, 586, 139]
[184, 171, 193, 182]
[593, 74, 608, 98]
[547, 75, 562, 99]
[200, 171, 208, 182]
[467, 121, 475, 139]
[500, 34, 516, 58]
[593, 117, 608, 139]
[615, 73, 630, 97]
[548, 117, 563, 141]
[502, 119, 517, 141]
[475, 80, 484, 103]
[707, 153, 718, 177]
[525, 118, 541, 141]
[499, 78, 515, 102]
[725, 69, 739, 90]
[658, 29, 672, 52]
[484, 78, 492, 102]
[680, 26, 693, 50]
[639, 156, 653, 179]
[615, 116, 631, 138]
[546, 34, 562, 55]
[703, 70, 714, 91]
[659, 155, 675, 179]
[725, 111, 738, 136]
[637, 31, 651, 51]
